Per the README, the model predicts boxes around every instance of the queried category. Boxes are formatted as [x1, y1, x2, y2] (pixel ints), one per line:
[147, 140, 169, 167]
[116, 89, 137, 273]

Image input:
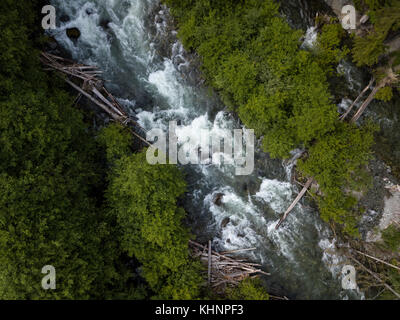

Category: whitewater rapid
[49, 0, 360, 299]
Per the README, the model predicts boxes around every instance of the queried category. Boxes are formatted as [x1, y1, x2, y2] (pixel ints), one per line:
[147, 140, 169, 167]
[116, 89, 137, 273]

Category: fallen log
[92, 87, 125, 117]
[103, 86, 126, 115]
[275, 178, 313, 229]
[220, 247, 257, 255]
[64, 79, 123, 121]
[127, 127, 151, 147]
[351, 82, 385, 123]
[269, 294, 289, 300]
[351, 68, 399, 123]
[352, 249, 400, 272]
[41, 53, 99, 82]
[340, 78, 374, 121]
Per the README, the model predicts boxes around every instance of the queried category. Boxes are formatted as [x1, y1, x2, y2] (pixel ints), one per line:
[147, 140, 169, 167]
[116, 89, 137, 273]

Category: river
[49, 0, 363, 299]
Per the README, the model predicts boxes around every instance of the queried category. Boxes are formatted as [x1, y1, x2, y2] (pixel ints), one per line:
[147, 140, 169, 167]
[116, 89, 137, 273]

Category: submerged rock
[214, 193, 224, 206]
[66, 28, 81, 40]
[221, 217, 230, 229]
[100, 19, 111, 30]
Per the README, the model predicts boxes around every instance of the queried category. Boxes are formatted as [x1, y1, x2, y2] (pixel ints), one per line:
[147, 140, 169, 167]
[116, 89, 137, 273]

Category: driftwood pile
[40, 52, 149, 147]
[189, 240, 270, 293]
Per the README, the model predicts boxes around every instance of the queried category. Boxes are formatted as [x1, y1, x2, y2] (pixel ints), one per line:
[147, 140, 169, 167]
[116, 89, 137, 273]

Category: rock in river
[66, 28, 81, 40]
[214, 193, 224, 206]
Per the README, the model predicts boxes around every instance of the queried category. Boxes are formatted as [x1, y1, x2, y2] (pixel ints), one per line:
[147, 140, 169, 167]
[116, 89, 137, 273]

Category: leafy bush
[382, 224, 400, 251]
[298, 122, 376, 235]
[375, 86, 394, 101]
[0, 0, 134, 298]
[352, 1, 400, 67]
[226, 278, 269, 300]
[101, 129, 204, 299]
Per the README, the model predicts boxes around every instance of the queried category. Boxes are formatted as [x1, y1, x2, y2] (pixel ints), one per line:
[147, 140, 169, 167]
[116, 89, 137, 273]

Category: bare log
[74, 66, 99, 70]
[190, 241, 270, 276]
[102, 86, 126, 115]
[269, 295, 289, 300]
[275, 178, 313, 229]
[127, 128, 151, 146]
[351, 83, 385, 123]
[64, 79, 122, 121]
[340, 78, 374, 121]
[92, 87, 125, 117]
[353, 249, 400, 272]
[221, 247, 257, 255]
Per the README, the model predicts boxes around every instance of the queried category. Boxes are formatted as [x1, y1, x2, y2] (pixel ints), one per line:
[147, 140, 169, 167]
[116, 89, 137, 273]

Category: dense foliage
[226, 278, 270, 300]
[379, 264, 400, 300]
[382, 224, 400, 251]
[100, 124, 204, 299]
[353, 0, 400, 67]
[0, 0, 132, 299]
[166, 0, 339, 158]
[298, 122, 376, 235]
[164, 0, 376, 234]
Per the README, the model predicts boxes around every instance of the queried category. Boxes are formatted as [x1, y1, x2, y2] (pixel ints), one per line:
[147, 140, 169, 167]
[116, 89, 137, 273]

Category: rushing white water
[301, 26, 318, 49]
[49, 0, 359, 299]
[338, 98, 353, 113]
[337, 60, 363, 93]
